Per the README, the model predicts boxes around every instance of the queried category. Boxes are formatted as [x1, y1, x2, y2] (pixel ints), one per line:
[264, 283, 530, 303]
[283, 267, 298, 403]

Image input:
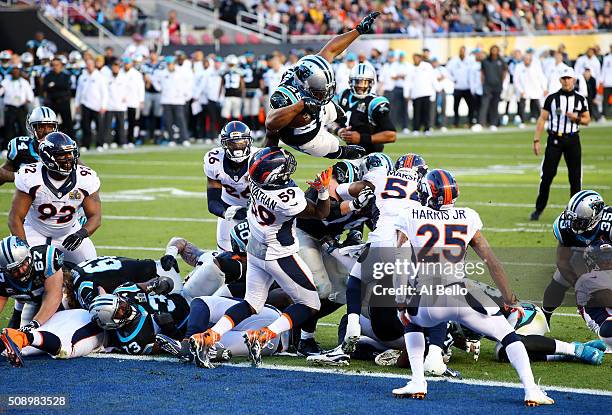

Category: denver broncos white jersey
[363, 167, 420, 242]
[204, 147, 257, 207]
[15, 162, 100, 238]
[395, 204, 483, 267]
[247, 182, 307, 260]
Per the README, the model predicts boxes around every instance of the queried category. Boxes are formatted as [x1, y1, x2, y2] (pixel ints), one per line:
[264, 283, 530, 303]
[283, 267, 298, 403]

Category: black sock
[542, 279, 569, 324]
[34, 331, 62, 356]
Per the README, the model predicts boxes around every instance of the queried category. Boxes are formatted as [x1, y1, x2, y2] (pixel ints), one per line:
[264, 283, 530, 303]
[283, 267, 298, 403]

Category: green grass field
[1, 125, 610, 390]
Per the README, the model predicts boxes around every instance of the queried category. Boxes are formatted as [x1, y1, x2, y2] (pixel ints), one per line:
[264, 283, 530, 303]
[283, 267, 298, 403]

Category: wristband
[165, 246, 179, 257]
[360, 133, 372, 146]
[318, 189, 329, 201]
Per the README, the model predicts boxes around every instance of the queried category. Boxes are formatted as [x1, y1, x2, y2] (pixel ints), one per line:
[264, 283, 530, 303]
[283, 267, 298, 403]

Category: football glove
[224, 205, 247, 221]
[349, 187, 374, 211]
[307, 167, 333, 200]
[19, 320, 40, 333]
[62, 228, 89, 251]
[465, 339, 481, 362]
[356, 12, 381, 35]
[160, 254, 179, 272]
[302, 96, 320, 114]
[146, 276, 174, 295]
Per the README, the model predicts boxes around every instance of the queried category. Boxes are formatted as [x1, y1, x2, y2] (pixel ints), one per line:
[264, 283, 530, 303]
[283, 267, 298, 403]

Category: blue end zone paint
[2, 357, 609, 414]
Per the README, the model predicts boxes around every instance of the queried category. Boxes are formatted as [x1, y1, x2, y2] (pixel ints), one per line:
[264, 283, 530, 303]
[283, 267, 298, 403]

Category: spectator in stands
[123, 57, 144, 146]
[43, 57, 74, 137]
[1, 64, 33, 142]
[166, 10, 181, 44]
[112, 0, 130, 36]
[156, 56, 189, 145]
[75, 58, 107, 151]
[43, 0, 64, 20]
[447, 46, 472, 127]
[123, 34, 149, 59]
[104, 47, 116, 67]
[102, 58, 129, 148]
[479, 45, 506, 130]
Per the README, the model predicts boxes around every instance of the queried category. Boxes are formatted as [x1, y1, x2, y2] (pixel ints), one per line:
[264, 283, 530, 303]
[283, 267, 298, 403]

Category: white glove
[349, 187, 374, 211]
[224, 205, 245, 220]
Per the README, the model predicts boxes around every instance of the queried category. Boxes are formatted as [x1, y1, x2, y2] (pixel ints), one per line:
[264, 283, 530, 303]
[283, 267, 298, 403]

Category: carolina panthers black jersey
[6, 136, 40, 170]
[241, 62, 262, 96]
[67, 66, 82, 94]
[71, 256, 158, 309]
[553, 206, 612, 247]
[337, 90, 394, 154]
[109, 283, 190, 355]
[296, 187, 372, 240]
[269, 69, 344, 147]
[223, 69, 243, 97]
[0, 245, 63, 303]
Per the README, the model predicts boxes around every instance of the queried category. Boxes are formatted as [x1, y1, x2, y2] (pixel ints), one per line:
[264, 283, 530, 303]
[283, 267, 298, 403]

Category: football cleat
[392, 381, 427, 399]
[1, 328, 28, 368]
[573, 342, 604, 365]
[297, 338, 323, 357]
[341, 336, 359, 354]
[524, 388, 554, 406]
[374, 349, 402, 366]
[340, 145, 366, 160]
[209, 347, 232, 363]
[243, 328, 276, 367]
[306, 345, 350, 367]
[189, 329, 220, 369]
[156, 334, 192, 362]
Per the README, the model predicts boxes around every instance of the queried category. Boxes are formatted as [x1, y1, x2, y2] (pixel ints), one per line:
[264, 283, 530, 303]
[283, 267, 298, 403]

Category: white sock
[267, 314, 292, 335]
[31, 331, 43, 347]
[404, 332, 426, 384]
[301, 330, 315, 340]
[505, 341, 537, 390]
[554, 339, 575, 356]
[211, 316, 234, 337]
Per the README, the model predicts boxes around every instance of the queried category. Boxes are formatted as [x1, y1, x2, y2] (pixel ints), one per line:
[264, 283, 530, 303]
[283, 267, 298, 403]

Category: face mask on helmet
[91, 295, 137, 330]
[40, 139, 79, 177]
[32, 122, 58, 142]
[565, 205, 604, 233]
[5, 257, 33, 284]
[350, 78, 373, 97]
[222, 136, 252, 163]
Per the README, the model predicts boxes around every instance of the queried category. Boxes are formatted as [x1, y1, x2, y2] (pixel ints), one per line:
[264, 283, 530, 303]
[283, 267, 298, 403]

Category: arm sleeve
[207, 187, 229, 218]
[372, 104, 395, 131]
[269, 90, 291, 109]
[335, 183, 354, 201]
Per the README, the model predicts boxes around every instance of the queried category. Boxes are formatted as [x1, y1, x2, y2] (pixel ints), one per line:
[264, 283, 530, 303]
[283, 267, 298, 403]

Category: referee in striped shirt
[530, 66, 591, 221]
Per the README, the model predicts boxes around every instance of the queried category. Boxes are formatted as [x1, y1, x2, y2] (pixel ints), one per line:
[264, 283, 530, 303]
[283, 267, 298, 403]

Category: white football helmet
[0, 236, 32, 283]
[89, 294, 137, 330]
[349, 62, 377, 98]
[563, 190, 605, 234]
[26, 106, 59, 141]
[293, 54, 336, 105]
[225, 54, 238, 67]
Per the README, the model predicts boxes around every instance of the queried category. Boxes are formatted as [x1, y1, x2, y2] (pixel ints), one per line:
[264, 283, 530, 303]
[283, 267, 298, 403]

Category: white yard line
[84, 353, 611, 396]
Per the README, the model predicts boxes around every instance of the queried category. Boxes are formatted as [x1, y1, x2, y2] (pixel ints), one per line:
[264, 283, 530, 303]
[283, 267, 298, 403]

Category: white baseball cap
[559, 65, 576, 79]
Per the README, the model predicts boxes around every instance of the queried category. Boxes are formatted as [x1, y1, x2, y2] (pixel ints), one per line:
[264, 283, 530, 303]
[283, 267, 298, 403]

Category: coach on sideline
[531, 66, 590, 221]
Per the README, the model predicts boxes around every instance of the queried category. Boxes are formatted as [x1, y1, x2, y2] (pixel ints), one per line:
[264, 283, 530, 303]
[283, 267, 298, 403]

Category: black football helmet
[220, 121, 252, 163]
[39, 132, 79, 176]
[248, 147, 297, 189]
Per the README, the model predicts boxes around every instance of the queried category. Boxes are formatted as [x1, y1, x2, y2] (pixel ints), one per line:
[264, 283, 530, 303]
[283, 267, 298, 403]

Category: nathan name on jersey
[0, 244, 62, 303]
[204, 147, 252, 206]
[247, 181, 307, 260]
[15, 163, 100, 238]
[108, 283, 190, 355]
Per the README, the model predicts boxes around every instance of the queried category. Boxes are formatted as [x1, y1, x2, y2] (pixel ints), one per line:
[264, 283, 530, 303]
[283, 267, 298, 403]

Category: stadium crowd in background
[222, 0, 612, 36]
[0, 30, 611, 154]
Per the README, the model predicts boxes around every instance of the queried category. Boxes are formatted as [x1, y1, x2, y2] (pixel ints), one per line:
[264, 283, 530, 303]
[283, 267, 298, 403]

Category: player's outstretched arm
[163, 236, 204, 268]
[299, 168, 332, 219]
[32, 269, 63, 326]
[318, 12, 380, 63]
[8, 190, 32, 240]
[469, 230, 516, 305]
